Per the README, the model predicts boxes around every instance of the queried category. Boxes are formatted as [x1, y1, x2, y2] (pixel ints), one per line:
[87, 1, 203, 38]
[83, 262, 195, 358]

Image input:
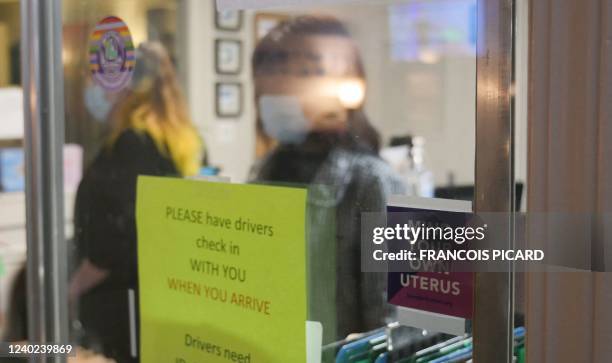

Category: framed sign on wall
[215, 82, 243, 118]
[215, 9, 243, 31]
[215, 39, 242, 75]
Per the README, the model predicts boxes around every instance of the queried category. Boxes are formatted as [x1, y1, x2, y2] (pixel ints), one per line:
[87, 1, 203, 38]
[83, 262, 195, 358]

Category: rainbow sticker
[89, 16, 135, 92]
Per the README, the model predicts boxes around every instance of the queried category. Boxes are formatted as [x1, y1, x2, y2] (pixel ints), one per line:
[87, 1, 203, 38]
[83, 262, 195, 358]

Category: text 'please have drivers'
[165, 206, 274, 237]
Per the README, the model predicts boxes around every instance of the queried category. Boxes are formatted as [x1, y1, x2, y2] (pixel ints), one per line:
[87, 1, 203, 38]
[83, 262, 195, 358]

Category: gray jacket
[253, 146, 405, 343]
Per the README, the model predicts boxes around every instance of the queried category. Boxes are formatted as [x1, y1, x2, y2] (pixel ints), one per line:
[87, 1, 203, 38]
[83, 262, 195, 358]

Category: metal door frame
[21, 0, 67, 362]
[473, 0, 516, 362]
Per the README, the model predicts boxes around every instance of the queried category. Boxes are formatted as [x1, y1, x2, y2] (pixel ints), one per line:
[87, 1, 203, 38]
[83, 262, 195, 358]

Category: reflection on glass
[55, 0, 477, 362]
[389, 0, 477, 63]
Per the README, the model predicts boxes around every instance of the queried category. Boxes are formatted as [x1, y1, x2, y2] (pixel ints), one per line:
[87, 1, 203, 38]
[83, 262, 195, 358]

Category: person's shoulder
[111, 128, 160, 158]
[114, 129, 150, 149]
[340, 150, 395, 177]
[339, 150, 406, 194]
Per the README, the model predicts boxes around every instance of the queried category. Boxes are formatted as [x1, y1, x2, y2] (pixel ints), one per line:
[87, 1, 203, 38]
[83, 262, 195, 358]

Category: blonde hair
[109, 42, 202, 176]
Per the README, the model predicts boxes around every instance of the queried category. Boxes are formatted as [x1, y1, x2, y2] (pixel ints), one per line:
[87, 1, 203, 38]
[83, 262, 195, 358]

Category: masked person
[251, 16, 405, 342]
[70, 42, 203, 362]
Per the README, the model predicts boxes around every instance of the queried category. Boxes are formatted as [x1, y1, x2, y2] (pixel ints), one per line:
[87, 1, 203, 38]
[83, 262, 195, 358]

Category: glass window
[20, 0, 478, 361]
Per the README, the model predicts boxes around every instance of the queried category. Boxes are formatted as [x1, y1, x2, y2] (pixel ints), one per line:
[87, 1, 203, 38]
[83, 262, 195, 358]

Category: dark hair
[253, 15, 363, 76]
[252, 15, 381, 153]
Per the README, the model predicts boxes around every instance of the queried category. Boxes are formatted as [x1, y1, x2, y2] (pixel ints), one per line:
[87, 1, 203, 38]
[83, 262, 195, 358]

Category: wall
[184, 0, 255, 182]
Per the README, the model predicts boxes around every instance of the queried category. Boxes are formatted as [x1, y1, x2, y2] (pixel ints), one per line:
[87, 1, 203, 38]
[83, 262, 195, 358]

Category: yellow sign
[137, 176, 307, 362]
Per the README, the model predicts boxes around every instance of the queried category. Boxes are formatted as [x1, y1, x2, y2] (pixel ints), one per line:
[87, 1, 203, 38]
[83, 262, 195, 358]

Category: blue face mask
[259, 95, 310, 145]
[84, 84, 112, 122]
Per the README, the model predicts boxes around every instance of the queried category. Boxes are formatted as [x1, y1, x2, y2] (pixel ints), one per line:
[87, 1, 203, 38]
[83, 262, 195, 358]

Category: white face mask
[259, 95, 310, 145]
[84, 84, 112, 122]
